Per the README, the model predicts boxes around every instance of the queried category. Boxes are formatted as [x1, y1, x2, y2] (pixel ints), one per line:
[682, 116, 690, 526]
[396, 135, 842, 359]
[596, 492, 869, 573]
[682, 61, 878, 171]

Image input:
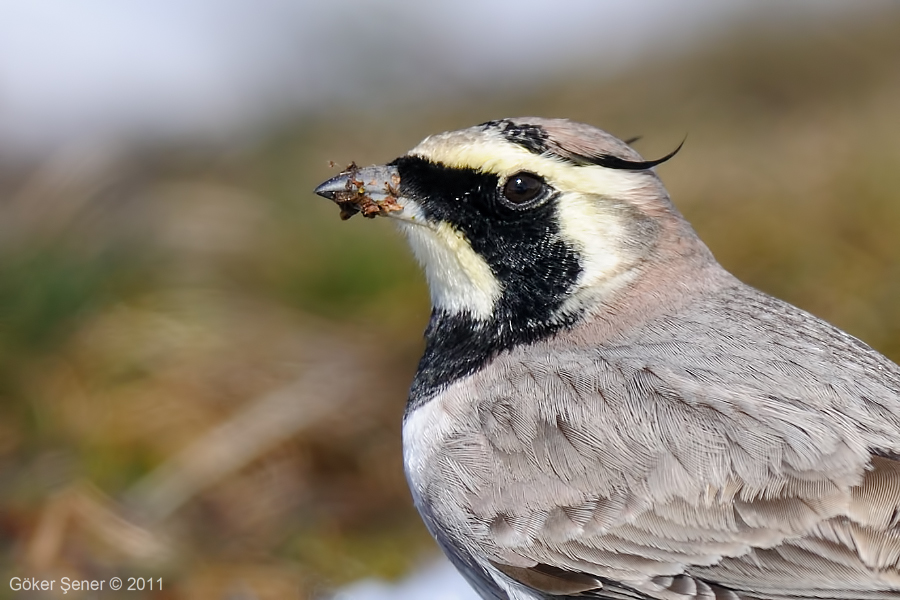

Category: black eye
[502, 172, 545, 207]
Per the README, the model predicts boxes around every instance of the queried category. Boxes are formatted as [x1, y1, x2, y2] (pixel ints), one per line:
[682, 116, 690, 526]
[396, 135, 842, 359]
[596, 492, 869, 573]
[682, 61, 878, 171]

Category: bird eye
[502, 172, 545, 207]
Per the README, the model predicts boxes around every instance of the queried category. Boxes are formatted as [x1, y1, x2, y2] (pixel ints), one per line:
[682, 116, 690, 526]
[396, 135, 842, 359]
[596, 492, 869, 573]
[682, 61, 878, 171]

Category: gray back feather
[408, 266, 900, 600]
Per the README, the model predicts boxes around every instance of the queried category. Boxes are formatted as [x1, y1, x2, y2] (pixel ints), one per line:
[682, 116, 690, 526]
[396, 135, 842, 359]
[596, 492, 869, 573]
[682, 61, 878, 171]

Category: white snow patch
[333, 558, 480, 600]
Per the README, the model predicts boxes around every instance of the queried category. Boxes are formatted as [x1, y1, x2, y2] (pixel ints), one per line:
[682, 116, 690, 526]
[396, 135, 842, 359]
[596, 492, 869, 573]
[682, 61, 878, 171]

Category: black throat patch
[391, 155, 583, 413]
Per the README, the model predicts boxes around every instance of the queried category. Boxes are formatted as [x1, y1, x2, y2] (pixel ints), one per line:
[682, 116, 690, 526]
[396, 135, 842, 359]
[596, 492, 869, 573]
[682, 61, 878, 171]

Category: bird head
[315, 118, 709, 328]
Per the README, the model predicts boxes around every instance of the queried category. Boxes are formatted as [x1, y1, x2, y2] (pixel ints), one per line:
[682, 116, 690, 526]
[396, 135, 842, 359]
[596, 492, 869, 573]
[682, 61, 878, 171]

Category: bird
[313, 118, 900, 600]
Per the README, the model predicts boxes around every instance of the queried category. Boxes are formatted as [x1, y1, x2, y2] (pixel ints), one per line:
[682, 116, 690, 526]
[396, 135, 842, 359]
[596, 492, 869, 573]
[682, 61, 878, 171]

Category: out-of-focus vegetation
[2, 9, 900, 599]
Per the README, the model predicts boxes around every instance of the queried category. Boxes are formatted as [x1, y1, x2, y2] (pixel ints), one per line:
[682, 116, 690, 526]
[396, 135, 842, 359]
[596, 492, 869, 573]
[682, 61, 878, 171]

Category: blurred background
[1, 1, 899, 598]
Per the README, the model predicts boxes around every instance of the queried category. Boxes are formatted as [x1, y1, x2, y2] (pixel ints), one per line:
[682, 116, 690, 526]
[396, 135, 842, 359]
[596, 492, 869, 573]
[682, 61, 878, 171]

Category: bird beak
[314, 163, 404, 221]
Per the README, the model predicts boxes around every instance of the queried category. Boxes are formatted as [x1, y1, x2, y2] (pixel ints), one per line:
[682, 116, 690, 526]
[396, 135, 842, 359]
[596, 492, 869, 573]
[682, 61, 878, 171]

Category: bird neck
[407, 302, 578, 414]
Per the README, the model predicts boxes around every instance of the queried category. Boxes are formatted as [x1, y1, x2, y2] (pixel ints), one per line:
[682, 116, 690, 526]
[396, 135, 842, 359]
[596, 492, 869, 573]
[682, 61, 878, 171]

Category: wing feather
[414, 284, 900, 599]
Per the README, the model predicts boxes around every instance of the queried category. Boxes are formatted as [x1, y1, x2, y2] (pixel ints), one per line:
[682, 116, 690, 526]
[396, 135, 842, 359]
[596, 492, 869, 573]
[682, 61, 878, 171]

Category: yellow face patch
[410, 131, 653, 204]
[398, 217, 502, 318]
